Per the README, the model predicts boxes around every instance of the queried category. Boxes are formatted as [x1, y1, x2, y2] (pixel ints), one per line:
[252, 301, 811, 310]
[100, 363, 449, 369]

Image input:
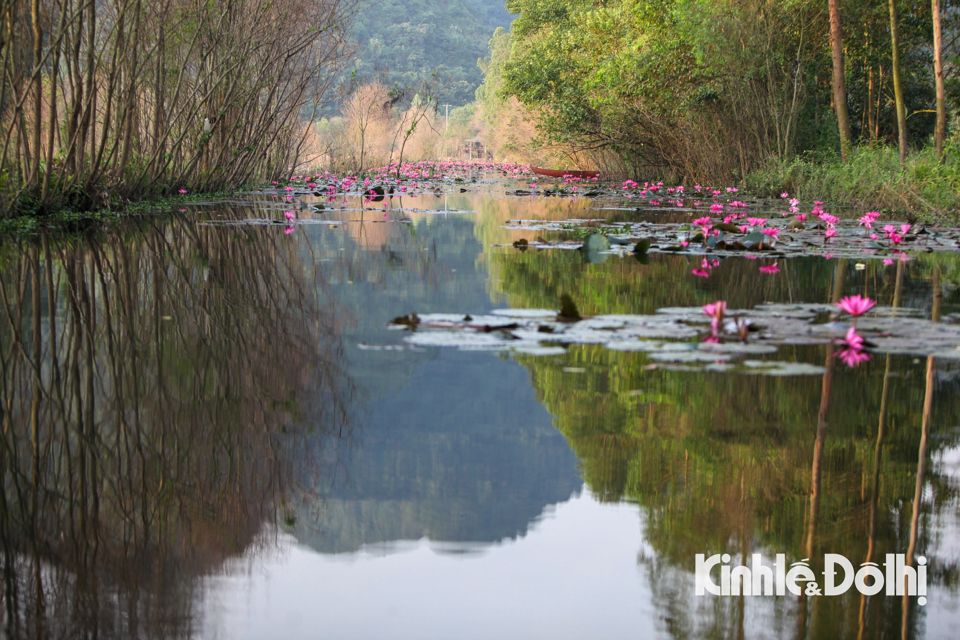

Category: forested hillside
[348, 0, 513, 105]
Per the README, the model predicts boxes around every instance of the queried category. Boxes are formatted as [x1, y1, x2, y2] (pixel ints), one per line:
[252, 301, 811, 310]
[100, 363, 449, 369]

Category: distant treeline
[477, 0, 960, 183]
[1, 0, 357, 216]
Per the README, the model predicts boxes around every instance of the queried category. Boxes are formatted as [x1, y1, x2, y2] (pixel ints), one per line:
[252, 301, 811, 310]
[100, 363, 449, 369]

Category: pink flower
[284, 211, 295, 220]
[838, 326, 864, 350]
[836, 295, 876, 317]
[747, 217, 767, 227]
[759, 262, 779, 274]
[703, 301, 725, 333]
[178, 189, 187, 194]
[691, 268, 710, 278]
[825, 229, 837, 240]
[900, 224, 911, 235]
[284, 226, 295, 235]
[680, 241, 689, 247]
[883, 258, 894, 265]
[761, 228, 780, 238]
[703, 300, 726, 319]
[738, 225, 749, 234]
[819, 213, 839, 226]
[837, 348, 871, 367]
[693, 217, 711, 226]
[796, 214, 808, 222]
[780, 192, 789, 198]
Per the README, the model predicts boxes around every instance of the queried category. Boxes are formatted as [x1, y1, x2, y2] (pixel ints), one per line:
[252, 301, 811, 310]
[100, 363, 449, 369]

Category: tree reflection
[492, 248, 960, 639]
[0, 209, 353, 639]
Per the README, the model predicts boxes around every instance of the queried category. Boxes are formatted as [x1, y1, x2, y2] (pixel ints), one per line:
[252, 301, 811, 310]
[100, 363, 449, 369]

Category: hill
[348, 0, 513, 106]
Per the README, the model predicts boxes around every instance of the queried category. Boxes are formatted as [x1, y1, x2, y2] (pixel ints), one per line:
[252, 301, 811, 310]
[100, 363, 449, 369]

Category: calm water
[2, 176, 960, 639]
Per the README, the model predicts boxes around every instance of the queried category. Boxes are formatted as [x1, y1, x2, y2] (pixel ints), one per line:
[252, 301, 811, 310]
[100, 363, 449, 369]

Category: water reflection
[0, 211, 353, 638]
[482, 210, 960, 638]
[0, 184, 959, 638]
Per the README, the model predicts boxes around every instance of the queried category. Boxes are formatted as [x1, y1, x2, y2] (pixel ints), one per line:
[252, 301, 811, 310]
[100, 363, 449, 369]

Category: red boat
[530, 166, 600, 179]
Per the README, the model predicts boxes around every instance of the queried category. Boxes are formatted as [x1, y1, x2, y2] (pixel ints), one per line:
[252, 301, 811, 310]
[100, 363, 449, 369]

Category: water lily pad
[491, 308, 557, 318]
[740, 361, 827, 376]
[648, 351, 734, 363]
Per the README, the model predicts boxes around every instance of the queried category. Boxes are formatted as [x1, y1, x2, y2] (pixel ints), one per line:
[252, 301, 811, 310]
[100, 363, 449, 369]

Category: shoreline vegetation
[469, 1, 960, 219]
[0, 0, 358, 218]
[5, 0, 960, 222]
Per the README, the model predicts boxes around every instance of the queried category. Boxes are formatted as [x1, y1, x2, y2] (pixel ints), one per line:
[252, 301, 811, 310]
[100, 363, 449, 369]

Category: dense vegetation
[476, 0, 960, 209]
[347, 0, 513, 106]
[0, 0, 357, 217]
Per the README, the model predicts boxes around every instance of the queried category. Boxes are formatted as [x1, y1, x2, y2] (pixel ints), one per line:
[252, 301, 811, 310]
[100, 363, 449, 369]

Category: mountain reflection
[0, 210, 353, 639]
[288, 209, 583, 554]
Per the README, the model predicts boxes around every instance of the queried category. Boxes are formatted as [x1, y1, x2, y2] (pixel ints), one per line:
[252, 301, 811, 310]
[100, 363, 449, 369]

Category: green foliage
[490, 0, 949, 183]
[348, 0, 512, 106]
[746, 143, 960, 219]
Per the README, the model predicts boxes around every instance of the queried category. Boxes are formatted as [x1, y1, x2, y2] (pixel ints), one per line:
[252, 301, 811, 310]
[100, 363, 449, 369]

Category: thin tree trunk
[829, 0, 852, 161]
[932, 0, 946, 160]
[890, 0, 908, 163]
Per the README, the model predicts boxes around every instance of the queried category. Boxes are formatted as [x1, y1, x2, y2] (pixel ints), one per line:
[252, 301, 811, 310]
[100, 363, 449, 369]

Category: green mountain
[348, 0, 513, 106]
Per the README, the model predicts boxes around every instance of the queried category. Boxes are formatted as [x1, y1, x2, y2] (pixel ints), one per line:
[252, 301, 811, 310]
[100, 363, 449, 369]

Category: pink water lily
[759, 262, 779, 274]
[836, 295, 876, 317]
[837, 348, 871, 367]
[703, 301, 726, 320]
[838, 326, 864, 350]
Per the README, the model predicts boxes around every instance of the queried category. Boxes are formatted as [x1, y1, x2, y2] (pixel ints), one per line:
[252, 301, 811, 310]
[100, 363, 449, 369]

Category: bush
[745, 143, 960, 221]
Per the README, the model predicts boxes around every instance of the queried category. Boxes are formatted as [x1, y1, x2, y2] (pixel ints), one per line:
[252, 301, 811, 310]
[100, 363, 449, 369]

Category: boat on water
[530, 166, 600, 179]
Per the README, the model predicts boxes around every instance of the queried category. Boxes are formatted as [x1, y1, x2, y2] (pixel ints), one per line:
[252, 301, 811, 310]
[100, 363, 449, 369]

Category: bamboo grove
[0, 0, 357, 217]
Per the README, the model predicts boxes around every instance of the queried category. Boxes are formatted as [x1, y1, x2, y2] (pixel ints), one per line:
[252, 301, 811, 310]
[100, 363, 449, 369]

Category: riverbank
[745, 145, 960, 221]
[0, 189, 245, 237]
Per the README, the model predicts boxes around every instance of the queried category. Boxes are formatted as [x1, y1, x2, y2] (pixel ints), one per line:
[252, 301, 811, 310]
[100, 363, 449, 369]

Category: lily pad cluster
[501, 215, 955, 263]
[383, 303, 960, 376]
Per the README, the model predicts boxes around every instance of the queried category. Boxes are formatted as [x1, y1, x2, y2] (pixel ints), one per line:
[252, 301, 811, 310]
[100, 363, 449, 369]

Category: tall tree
[932, 0, 946, 159]
[890, 0, 908, 163]
[829, 0, 853, 162]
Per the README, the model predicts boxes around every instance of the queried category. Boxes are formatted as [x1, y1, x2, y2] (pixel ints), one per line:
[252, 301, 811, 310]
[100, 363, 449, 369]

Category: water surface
[1, 177, 959, 639]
